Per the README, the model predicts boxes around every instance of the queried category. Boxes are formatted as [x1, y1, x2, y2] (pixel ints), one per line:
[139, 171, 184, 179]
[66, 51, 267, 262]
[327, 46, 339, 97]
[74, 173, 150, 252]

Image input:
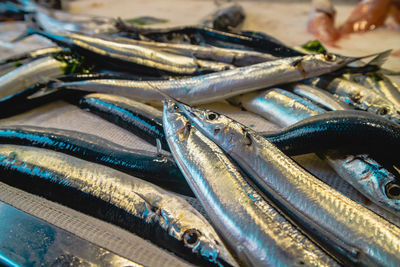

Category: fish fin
[12, 12, 45, 43]
[27, 78, 64, 99]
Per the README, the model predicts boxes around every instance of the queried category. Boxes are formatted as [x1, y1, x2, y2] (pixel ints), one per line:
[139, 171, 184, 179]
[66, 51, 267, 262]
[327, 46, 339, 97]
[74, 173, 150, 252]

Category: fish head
[170, 100, 247, 153]
[163, 100, 239, 266]
[371, 105, 400, 124]
[181, 227, 237, 267]
[163, 99, 193, 142]
[300, 53, 358, 77]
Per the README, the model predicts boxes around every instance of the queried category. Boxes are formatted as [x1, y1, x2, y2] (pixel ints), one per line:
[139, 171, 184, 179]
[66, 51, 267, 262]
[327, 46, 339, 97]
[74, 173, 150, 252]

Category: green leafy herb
[53, 51, 94, 75]
[367, 72, 384, 82]
[301, 40, 327, 54]
[125, 16, 169, 26]
[13, 61, 22, 68]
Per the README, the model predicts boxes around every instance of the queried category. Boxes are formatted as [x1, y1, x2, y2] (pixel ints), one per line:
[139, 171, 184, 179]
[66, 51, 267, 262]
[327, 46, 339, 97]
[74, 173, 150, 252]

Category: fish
[163, 99, 339, 267]
[0, 200, 144, 267]
[22, 29, 234, 75]
[305, 76, 400, 123]
[20, 0, 117, 34]
[115, 21, 304, 57]
[77, 93, 168, 151]
[0, 60, 25, 76]
[0, 144, 237, 267]
[41, 53, 359, 105]
[0, 125, 193, 196]
[0, 46, 64, 76]
[349, 72, 400, 110]
[0, 46, 63, 65]
[0, 55, 65, 103]
[174, 98, 400, 266]
[230, 88, 400, 217]
[291, 83, 351, 111]
[228, 88, 326, 126]
[111, 36, 278, 67]
[259, 110, 400, 156]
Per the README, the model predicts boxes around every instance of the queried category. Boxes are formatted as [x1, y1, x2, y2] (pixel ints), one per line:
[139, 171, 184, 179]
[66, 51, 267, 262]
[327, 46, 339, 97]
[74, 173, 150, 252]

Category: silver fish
[228, 88, 326, 126]
[0, 46, 63, 65]
[175, 99, 400, 266]
[0, 61, 22, 76]
[291, 84, 352, 111]
[0, 46, 64, 76]
[308, 77, 400, 123]
[32, 31, 233, 74]
[45, 53, 358, 104]
[350, 73, 400, 110]
[0, 55, 65, 101]
[238, 88, 400, 215]
[112, 36, 277, 66]
[21, 0, 117, 34]
[163, 99, 339, 267]
[0, 144, 237, 267]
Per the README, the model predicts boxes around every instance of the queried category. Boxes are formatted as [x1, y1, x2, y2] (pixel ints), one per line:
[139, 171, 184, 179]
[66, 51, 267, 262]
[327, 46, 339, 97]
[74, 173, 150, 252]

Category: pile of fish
[1, 0, 400, 266]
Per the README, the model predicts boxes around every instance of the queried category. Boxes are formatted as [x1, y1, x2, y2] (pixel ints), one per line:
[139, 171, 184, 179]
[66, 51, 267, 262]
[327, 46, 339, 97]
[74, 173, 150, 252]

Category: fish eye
[183, 229, 201, 246]
[324, 54, 336, 61]
[207, 113, 218, 120]
[377, 107, 388, 115]
[386, 183, 400, 199]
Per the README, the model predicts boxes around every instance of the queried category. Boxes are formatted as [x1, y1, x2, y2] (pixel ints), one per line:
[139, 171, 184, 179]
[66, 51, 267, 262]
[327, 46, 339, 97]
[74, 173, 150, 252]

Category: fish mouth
[197, 240, 239, 267]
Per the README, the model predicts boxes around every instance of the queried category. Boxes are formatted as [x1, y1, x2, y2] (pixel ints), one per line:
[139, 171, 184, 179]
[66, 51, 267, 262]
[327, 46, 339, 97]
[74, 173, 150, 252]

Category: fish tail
[10, 27, 40, 43]
[27, 79, 64, 99]
[367, 49, 391, 67]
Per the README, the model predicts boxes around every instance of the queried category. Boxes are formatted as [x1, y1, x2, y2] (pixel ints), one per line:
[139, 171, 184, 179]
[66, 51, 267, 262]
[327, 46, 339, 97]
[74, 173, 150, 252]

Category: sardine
[77, 93, 168, 151]
[163, 99, 339, 266]
[0, 46, 63, 65]
[25, 29, 234, 74]
[111, 36, 277, 67]
[0, 144, 236, 266]
[291, 84, 351, 111]
[0, 125, 192, 196]
[20, 0, 117, 34]
[0, 55, 65, 103]
[0, 60, 24, 76]
[175, 99, 400, 266]
[228, 88, 326, 126]
[230, 88, 400, 217]
[350, 73, 400, 110]
[0, 46, 63, 76]
[259, 110, 400, 156]
[115, 22, 303, 57]
[0, 200, 143, 266]
[44, 53, 358, 105]
[305, 76, 400, 123]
